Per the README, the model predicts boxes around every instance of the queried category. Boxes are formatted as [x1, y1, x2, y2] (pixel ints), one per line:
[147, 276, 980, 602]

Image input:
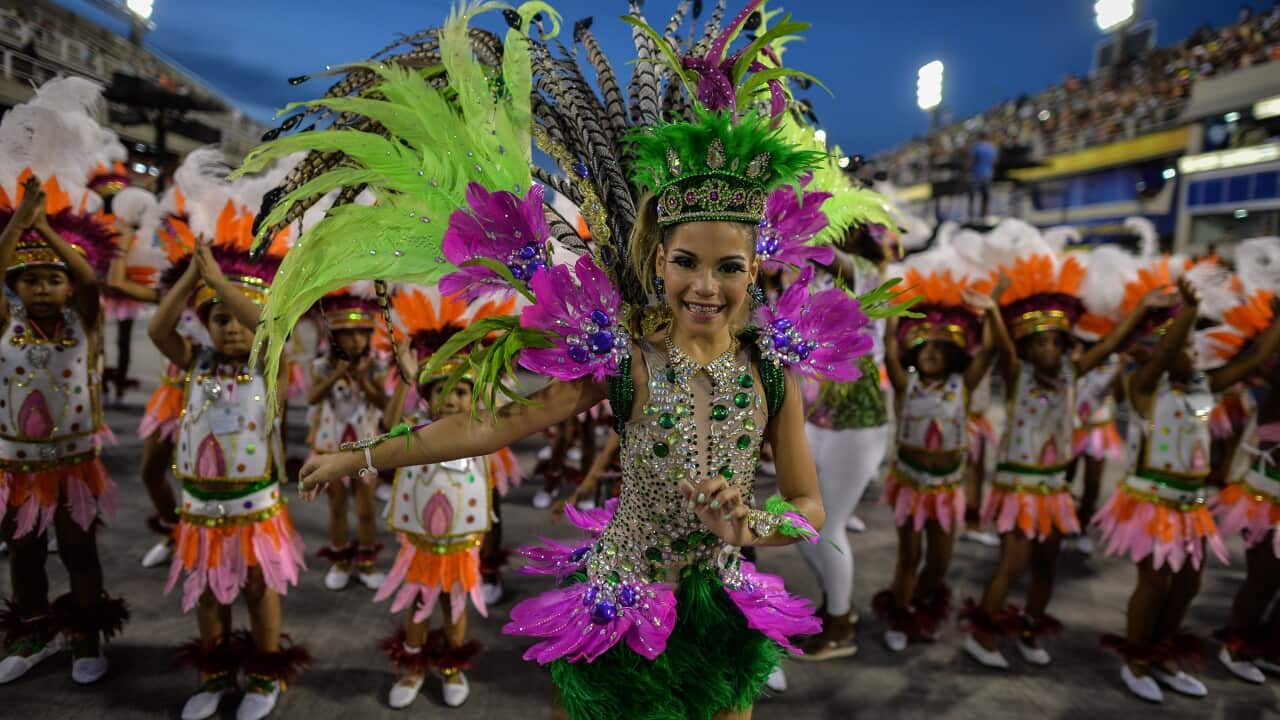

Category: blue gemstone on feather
[772, 318, 792, 331]
[773, 333, 791, 350]
[588, 331, 614, 355]
[518, 243, 538, 260]
[573, 162, 590, 178]
[570, 546, 590, 563]
[618, 586, 637, 607]
[796, 344, 810, 360]
[583, 586, 599, 607]
[507, 263, 525, 280]
[568, 345, 591, 363]
[590, 309, 610, 327]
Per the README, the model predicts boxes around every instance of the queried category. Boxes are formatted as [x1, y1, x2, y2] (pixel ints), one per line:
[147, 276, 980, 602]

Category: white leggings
[797, 422, 892, 616]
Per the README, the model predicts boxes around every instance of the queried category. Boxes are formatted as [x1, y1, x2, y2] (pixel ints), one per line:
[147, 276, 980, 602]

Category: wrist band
[358, 445, 376, 479]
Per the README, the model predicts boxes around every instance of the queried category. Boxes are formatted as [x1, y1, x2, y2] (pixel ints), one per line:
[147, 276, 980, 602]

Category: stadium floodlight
[125, 0, 153, 20]
[916, 61, 943, 111]
[1094, 0, 1133, 32]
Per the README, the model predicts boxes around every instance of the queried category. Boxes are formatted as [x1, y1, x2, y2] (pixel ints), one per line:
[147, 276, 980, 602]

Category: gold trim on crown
[194, 277, 268, 309]
[1011, 309, 1070, 339]
[905, 322, 968, 349]
[7, 240, 88, 273]
[323, 310, 377, 331]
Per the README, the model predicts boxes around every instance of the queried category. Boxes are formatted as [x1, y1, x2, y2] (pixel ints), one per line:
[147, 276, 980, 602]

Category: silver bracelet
[356, 446, 377, 481]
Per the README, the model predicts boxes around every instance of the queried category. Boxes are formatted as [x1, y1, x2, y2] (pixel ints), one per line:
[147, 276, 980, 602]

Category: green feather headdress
[229, 1, 554, 415]
[626, 107, 823, 227]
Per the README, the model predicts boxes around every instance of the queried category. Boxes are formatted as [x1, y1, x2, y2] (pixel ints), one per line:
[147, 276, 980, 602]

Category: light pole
[1094, 0, 1135, 67]
[125, 0, 154, 45]
[917, 60, 943, 218]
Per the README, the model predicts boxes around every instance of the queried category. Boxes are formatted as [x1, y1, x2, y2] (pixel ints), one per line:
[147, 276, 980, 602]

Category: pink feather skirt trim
[967, 415, 997, 463]
[165, 501, 306, 612]
[1212, 471, 1280, 556]
[981, 472, 1080, 541]
[1094, 480, 1229, 572]
[374, 536, 487, 624]
[881, 461, 966, 532]
[1072, 422, 1125, 461]
[0, 455, 115, 538]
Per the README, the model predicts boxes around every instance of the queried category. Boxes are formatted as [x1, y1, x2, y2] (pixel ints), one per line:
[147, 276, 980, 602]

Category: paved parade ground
[2, 325, 1278, 720]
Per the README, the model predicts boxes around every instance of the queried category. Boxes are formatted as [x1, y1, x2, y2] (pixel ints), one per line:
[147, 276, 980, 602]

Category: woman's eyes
[719, 262, 746, 273]
[671, 257, 745, 273]
[673, 256, 696, 269]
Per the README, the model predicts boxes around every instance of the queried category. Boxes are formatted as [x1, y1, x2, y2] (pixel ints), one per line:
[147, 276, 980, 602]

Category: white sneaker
[387, 675, 424, 709]
[481, 581, 504, 606]
[963, 633, 1009, 669]
[0, 541, 8, 554]
[532, 488, 557, 510]
[324, 565, 352, 591]
[536, 446, 552, 462]
[441, 672, 470, 708]
[577, 498, 597, 511]
[1219, 647, 1265, 684]
[357, 570, 387, 591]
[566, 447, 583, 466]
[71, 654, 108, 684]
[845, 515, 867, 533]
[46, 534, 58, 553]
[141, 540, 173, 568]
[764, 664, 787, 693]
[961, 530, 1001, 548]
[237, 682, 280, 720]
[0, 640, 61, 684]
[1150, 667, 1207, 698]
[884, 630, 908, 652]
[1016, 638, 1051, 666]
[1074, 535, 1096, 556]
[181, 689, 227, 720]
[375, 483, 393, 503]
[1121, 665, 1163, 703]
[1257, 657, 1280, 674]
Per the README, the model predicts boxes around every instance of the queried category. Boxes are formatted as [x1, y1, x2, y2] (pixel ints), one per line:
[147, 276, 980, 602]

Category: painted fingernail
[696, 493, 706, 504]
[709, 500, 720, 510]
[688, 502, 696, 512]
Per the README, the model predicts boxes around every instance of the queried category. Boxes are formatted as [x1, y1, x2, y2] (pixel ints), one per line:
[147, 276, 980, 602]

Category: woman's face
[656, 221, 758, 340]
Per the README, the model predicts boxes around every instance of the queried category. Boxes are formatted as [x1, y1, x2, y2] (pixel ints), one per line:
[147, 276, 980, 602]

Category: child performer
[1095, 257, 1280, 702]
[874, 247, 998, 653]
[963, 240, 1170, 670]
[375, 286, 513, 709]
[151, 206, 307, 720]
[0, 174, 125, 686]
[309, 287, 387, 591]
[960, 370, 1000, 547]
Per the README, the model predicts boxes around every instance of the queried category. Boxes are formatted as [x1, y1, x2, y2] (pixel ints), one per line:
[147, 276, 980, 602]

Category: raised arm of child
[148, 257, 200, 368]
[1129, 278, 1200, 407]
[32, 196, 100, 325]
[1209, 294, 1280, 392]
[0, 176, 46, 325]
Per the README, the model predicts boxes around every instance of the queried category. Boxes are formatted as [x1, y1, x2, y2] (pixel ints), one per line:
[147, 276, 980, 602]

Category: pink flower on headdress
[440, 182, 550, 301]
[755, 266, 872, 382]
[518, 255, 629, 383]
[679, 0, 789, 121]
[757, 186, 835, 272]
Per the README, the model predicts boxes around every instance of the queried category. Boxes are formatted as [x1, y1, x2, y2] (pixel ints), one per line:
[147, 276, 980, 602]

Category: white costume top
[1076, 354, 1121, 427]
[897, 371, 967, 454]
[1129, 373, 1213, 481]
[0, 304, 100, 466]
[999, 359, 1076, 472]
[174, 348, 283, 484]
[307, 356, 383, 452]
[388, 418, 491, 549]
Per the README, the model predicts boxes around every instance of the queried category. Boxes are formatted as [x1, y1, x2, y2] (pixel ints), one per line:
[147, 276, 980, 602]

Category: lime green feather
[232, 1, 542, 416]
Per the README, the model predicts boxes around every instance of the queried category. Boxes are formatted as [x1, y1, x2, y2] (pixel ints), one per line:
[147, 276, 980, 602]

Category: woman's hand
[298, 451, 358, 501]
[678, 478, 753, 547]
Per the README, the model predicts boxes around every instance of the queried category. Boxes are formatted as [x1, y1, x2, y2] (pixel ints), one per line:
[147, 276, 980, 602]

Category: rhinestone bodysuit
[586, 338, 768, 599]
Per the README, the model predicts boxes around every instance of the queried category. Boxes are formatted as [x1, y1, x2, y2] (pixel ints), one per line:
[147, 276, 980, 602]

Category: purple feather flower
[440, 182, 550, 301]
[518, 254, 629, 383]
[757, 186, 835, 271]
[755, 266, 872, 382]
[723, 562, 822, 654]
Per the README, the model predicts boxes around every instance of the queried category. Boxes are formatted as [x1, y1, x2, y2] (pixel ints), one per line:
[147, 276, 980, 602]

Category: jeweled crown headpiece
[628, 108, 823, 227]
[0, 172, 117, 277]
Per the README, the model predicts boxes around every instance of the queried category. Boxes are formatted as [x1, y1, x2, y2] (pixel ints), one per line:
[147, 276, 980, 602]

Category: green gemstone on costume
[676, 404, 691, 418]
[653, 442, 669, 458]
[659, 413, 675, 429]
[686, 531, 703, 546]
[719, 466, 734, 480]
[646, 547, 662, 562]
[738, 373, 753, 388]
[734, 392, 750, 408]
[643, 403, 658, 415]
[668, 467, 686, 482]
[606, 571, 620, 586]
[737, 434, 751, 450]
[711, 405, 729, 421]
[620, 559, 634, 572]
[666, 368, 677, 383]
[702, 533, 717, 547]
[743, 418, 757, 432]
[671, 538, 688, 553]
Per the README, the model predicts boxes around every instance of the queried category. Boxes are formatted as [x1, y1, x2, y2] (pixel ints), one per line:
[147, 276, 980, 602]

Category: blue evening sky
[52, 0, 1242, 154]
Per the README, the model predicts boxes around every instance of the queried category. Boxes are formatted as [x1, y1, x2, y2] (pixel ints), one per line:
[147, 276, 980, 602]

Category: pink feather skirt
[1212, 464, 1280, 557]
[981, 466, 1080, 541]
[375, 534, 487, 624]
[881, 455, 966, 532]
[1094, 475, 1229, 572]
[166, 481, 306, 612]
[138, 363, 185, 442]
[1072, 421, 1125, 461]
[967, 414, 998, 464]
[0, 454, 115, 538]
